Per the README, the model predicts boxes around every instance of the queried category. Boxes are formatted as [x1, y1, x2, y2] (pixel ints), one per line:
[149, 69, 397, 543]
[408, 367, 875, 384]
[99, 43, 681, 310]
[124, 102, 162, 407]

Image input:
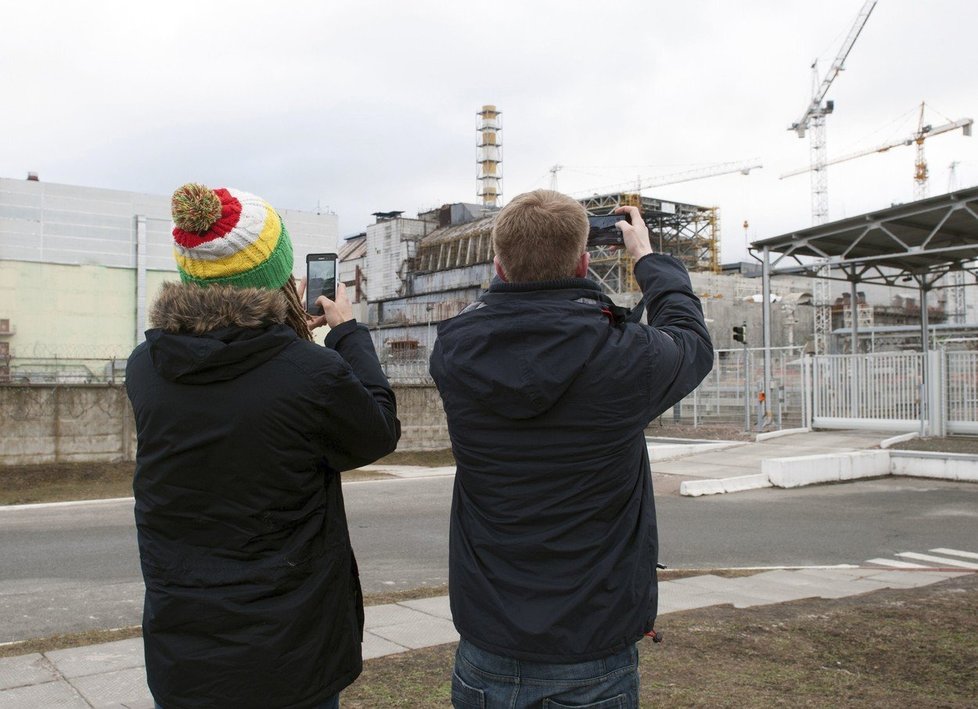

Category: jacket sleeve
[632, 253, 714, 421]
[315, 319, 401, 471]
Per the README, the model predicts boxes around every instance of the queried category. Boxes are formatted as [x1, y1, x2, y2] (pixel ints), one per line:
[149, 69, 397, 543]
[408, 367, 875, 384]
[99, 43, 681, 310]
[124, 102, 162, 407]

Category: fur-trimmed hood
[143, 283, 296, 384]
[150, 282, 288, 334]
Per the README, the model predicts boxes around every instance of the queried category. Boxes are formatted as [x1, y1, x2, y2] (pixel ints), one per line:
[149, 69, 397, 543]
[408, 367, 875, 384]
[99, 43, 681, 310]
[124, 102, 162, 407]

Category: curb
[755, 427, 811, 442]
[647, 440, 749, 462]
[880, 431, 920, 449]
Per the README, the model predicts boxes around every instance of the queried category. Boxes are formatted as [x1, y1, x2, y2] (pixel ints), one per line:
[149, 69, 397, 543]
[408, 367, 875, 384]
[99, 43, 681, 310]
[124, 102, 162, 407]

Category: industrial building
[0, 175, 338, 382]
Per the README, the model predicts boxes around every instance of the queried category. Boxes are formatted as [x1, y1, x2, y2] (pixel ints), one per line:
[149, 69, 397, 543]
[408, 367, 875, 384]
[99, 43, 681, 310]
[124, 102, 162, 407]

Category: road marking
[0, 497, 134, 512]
[865, 558, 928, 568]
[930, 548, 978, 561]
[896, 552, 978, 569]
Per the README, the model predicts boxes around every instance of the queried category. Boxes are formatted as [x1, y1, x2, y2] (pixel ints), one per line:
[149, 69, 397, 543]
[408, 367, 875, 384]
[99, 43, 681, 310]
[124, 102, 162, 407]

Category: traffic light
[732, 324, 747, 345]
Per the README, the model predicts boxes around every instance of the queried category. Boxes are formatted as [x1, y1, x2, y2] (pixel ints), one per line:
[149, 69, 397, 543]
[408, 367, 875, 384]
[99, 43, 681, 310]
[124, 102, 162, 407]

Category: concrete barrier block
[892, 456, 946, 479]
[948, 459, 978, 482]
[846, 450, 890, 479]
[767, 453, 841, 488]
[680, 479, 726, 497]
[721, 474, 772, 493]
[761, 458, 783, 479]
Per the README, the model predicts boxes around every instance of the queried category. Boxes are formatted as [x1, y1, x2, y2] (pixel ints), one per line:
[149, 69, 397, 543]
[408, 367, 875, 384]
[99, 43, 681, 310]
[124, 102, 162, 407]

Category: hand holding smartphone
[586, 213, 631, 246]
[306, 253, 338, 316]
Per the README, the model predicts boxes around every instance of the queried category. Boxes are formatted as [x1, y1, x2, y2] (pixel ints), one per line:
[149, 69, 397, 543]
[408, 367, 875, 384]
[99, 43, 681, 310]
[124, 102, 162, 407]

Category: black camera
[587, 213, 631, 246]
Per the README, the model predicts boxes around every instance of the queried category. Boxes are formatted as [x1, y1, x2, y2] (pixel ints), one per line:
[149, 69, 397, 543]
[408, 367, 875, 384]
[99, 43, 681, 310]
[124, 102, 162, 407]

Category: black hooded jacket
[126, 284, 400, 709]
[429, 253, 713, 662]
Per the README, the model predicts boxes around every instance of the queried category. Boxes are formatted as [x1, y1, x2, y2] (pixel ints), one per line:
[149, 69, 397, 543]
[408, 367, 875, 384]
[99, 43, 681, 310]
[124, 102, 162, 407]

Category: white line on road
[865, 558, 928, 568]
[896, 552, 978, 569]
[930, 548, 978, 561]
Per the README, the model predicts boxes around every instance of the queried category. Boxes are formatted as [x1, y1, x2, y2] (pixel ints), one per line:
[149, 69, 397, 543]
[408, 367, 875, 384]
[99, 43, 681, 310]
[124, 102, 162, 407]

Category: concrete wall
[0, 385, 134, 465]
[0, 382, 449, 466]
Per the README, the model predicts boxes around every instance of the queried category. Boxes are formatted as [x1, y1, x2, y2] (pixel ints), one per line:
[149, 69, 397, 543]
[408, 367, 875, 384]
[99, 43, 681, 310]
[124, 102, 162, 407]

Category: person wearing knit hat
[126, 184, 401, 709]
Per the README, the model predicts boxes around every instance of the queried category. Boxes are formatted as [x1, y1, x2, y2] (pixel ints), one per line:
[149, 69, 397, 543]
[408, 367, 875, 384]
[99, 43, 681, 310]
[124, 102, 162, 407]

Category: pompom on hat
[170, 183, 294, 290]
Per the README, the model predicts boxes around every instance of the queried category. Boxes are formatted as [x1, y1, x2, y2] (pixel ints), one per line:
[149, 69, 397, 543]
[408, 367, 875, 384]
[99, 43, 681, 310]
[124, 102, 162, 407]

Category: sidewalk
[0, 563, 970, 709]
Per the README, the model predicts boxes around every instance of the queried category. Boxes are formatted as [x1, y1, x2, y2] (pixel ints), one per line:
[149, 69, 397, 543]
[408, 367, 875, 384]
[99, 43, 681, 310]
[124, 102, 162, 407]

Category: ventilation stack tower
[477, 105, 502, 209]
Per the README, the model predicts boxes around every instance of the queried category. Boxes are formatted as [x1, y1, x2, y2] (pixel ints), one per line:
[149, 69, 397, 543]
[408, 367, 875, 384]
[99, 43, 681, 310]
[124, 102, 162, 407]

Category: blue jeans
[155, 695, 337, 709]
[452, 638, 639, 708]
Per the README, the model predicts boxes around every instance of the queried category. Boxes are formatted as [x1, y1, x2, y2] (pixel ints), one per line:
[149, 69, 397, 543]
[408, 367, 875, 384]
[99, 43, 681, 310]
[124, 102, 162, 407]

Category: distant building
[0, 176, 338, 382]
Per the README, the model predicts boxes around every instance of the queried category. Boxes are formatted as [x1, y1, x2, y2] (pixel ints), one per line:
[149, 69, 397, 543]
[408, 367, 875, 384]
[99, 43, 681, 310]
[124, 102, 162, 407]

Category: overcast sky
[3, 0, 976, 262]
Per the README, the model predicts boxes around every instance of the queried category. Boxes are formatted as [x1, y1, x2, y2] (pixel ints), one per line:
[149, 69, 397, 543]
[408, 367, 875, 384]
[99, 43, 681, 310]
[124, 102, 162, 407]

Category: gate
[808, 350, 978, 434]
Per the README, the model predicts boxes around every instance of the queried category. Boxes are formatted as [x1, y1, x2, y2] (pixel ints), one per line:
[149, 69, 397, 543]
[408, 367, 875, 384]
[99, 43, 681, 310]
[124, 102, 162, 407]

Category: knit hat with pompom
[170, 183, 294, 290]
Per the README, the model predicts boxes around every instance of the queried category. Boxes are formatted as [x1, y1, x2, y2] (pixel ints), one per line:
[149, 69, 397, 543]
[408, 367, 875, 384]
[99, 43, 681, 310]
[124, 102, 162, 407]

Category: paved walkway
[1, 560, 971, 708]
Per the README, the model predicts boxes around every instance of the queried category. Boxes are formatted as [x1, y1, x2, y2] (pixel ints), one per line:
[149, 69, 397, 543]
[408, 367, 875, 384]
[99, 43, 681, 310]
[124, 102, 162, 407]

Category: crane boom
[791, 0, 878, 137]
[572, 160, 762, 198]
[780, 116, 973, 179]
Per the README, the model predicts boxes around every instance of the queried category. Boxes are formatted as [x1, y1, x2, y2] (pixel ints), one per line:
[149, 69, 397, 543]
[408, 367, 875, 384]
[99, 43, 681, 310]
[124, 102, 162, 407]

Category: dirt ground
[0, 461, 395, 506]
[890, 435, 978, 455]
[342, 574, 978, 708]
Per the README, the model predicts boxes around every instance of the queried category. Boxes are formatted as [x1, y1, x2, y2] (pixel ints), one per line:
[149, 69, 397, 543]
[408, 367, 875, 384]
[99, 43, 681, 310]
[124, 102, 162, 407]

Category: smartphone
[306, 253, 338, 315]
[587, 213, 631, 246]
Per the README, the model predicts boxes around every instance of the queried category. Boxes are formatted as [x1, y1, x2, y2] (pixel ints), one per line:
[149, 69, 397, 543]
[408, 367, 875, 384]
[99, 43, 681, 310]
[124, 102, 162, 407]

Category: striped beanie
[170, 183, 294, 290]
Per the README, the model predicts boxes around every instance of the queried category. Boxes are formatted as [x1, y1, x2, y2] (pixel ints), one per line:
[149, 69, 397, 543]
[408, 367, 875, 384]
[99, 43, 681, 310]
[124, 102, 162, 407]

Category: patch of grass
[374, 449, 456, 467]
[341, 574, 978, 708]
[890, 435, 978, 455]
[0, 461, 135, 505]
[0, 626, 142, 659]
[364, 584, 449, 607]
[0, 462, 394, 506]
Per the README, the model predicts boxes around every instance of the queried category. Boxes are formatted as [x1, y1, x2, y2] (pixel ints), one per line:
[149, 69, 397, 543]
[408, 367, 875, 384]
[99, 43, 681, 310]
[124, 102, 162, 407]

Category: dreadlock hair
[282, 275, 313, 342]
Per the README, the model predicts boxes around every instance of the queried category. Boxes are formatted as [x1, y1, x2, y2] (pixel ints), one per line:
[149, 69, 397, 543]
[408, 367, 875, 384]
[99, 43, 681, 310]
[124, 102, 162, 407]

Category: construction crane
[789, 0, 877, 226]
[782, 102, 973, 199]
[569, 159, 762, 198]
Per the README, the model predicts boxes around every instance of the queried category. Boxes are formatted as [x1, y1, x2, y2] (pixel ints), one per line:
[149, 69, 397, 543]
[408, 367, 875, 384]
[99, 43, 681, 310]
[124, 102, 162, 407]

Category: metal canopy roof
[751, 186, 978, 289]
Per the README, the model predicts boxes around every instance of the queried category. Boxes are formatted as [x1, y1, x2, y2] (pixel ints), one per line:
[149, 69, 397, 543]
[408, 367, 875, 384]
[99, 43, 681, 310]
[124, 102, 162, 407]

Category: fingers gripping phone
[306, 253, 338, 315]
[587, 213, 631, 247]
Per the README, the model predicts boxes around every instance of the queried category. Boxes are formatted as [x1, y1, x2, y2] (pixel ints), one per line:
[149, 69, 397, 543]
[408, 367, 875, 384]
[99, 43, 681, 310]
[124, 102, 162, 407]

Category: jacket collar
[487, 276, 602, 294]
[150, 282, 288, 335]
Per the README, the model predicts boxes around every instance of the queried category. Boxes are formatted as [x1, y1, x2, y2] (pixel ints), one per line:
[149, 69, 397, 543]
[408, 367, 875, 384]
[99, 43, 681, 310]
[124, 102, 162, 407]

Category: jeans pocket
[452, 670, 487, 708]
[543, 695, 627, 708]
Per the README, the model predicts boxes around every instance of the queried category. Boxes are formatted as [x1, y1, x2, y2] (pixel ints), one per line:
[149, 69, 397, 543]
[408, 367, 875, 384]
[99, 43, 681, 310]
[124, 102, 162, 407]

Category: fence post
[928, 349, 945, 437]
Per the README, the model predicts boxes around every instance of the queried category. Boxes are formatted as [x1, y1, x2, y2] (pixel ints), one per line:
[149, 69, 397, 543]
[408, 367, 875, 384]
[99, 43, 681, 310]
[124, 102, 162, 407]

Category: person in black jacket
[126, 184, 400, 709]
[430, 189, 713, 708]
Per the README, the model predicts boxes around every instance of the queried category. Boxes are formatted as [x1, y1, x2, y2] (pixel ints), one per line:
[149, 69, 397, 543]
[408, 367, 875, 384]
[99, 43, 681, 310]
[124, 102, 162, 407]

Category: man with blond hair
[430, 189, 714, 708]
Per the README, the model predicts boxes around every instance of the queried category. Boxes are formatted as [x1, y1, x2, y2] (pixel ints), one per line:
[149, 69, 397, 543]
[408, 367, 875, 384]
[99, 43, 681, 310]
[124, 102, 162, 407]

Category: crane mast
[789, 0, 877, 356]
[790, 0, 877, 226]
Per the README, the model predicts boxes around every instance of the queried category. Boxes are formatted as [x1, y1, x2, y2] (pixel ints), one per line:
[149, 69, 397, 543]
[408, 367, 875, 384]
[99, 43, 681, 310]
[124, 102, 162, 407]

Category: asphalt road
[0, 474, 975, 643]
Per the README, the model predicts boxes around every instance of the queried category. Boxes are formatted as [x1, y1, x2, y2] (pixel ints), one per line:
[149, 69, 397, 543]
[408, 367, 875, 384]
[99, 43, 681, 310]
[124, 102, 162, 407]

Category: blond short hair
[492, 190, 588, 283]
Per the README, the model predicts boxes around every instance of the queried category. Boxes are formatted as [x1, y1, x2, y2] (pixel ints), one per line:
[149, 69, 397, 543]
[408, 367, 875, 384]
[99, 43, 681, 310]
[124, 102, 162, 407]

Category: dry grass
[342, 574, 978, 708]
[0, 462, 394, 506]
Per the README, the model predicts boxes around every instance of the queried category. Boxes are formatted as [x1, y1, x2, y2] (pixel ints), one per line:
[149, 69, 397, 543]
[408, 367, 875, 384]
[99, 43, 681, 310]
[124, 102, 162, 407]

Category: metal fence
[941, 351, 978, 434]
[811, 352, 923, 429]
[379, 346, 808, 432]
[6, 347, 976, 437]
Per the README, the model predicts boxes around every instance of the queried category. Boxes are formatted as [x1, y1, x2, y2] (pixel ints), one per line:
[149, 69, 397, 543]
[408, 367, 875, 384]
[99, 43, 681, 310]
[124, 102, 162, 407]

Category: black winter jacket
[430, 253, 712, 662]
[126, 284, 399, 709]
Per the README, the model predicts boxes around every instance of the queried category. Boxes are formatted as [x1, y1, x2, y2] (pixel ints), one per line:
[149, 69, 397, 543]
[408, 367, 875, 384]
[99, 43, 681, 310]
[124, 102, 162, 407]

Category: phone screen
[587, 214, 628, 246]
[306, 254, 337, 315]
